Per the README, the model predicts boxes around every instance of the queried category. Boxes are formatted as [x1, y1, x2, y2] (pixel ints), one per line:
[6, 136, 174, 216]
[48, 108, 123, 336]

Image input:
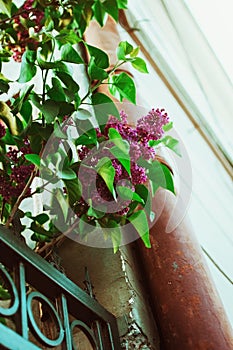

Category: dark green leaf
[47, 77, 67, 102]
[20, 101, 32, 124]
[55, 71, 79, 93]
[61, 44, 84, 64]
[148, 161, 175, 194]
[135, 184, 151, 214]
[88, 57, 108, 81]
[24, 153, 41, 167]
[0, 285, 11, 300]
[63, 177, 82, 207]
[108, 72, 136, 104]
[40, 99, 59, 123]
[103, 0, 118, 21]
[92, 92, 120, 126]
[128, 210, 151, 248]
[30, 222, 53, 238]
[131, 57, 148, 73]
[18, 50, 37, 83]
[92, 0, 105, 26]
[1, 128, 16, 145]
[86, 44, 109, 69]
[34, 213, 50, 225]
[0, 79, 9, 94]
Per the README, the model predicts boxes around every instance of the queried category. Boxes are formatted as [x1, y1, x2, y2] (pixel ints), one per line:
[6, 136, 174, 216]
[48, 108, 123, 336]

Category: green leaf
[0, 285, 11, 300]
[109, 146, 131, 175]
[0, 79, 9, 94]
[128, 210, 151, 248]
[108, 72, 136, 104]
[57, 168, 77, 180]
[34, 213, 50, 225]
[162, 121, 173, 132]
[18, 50, 37, 83]
[30, 221, 53, 242]
[88, 57, 108, 81]
[117, 41, 133, 60]
[20, 101, 32, 124]
[87, 205, 105, 218]
[162, 136, 181, 156]
[148, 139, 162, 147]
[61, 44, 84, 64]
[40, 99, 59, 123]
[86, 44, 109, 69]
[24, 154, 41, 167]
[110, 224, 122, 253]
[103, 0, 118, 22]
[117, 0, 128, 9]
[53, 122, 68, 139]
[108, 128, 130, 153]
[108, 127, 121, 140]
[130, 47, 140, 58]
[92, 92, 120, 126]
[108, 128, 131, 174]
[96, 157, 116, 199]
[72, 109, 92, 120]
[131, 57, 148, 73]
[0, 0, 12, 16]
[48, 77, 67, 102]
[55, 71, 79, 93]
[117, 186, 144, 204]
[135, 184, 151, 214]
[55, 29, 82, 48]
[53, 188, 69, 222]
[63, 177, 82, 207]
[92, 0, 106, 27]
[148, 161, 175, 194]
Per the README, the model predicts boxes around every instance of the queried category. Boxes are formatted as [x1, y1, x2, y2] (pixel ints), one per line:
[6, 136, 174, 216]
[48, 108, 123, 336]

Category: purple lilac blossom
[136, 108, 169, 142]
[0, 122, 6, 139]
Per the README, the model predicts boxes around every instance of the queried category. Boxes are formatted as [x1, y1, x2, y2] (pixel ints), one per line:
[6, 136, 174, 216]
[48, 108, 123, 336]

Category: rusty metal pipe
[137, 189, 233, 349]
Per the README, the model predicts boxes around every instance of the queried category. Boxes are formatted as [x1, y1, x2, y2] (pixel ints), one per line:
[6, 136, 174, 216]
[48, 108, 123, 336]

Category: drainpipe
[137, 188, 233, 349]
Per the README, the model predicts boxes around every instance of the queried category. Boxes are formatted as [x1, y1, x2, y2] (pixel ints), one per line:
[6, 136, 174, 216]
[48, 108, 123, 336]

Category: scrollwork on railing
[0, 227, 121, 349]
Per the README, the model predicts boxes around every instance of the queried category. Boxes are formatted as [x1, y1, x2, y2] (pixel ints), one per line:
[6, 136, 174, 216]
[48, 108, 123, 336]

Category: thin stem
[36, 217, 80, 255]
[5, 168, 37, 228]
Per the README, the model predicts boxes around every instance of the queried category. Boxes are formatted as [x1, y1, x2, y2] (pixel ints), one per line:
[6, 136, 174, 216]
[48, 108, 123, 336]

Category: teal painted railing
[0, 227, 121, 349]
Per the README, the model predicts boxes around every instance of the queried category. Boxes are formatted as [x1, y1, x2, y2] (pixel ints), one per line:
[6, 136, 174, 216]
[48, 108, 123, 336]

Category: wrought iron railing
[0, 226, 121, 349]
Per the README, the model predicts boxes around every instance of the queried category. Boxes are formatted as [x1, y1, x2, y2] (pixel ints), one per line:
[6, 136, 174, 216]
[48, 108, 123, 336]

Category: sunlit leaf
[128, 210, 151, 248]
[108, 72, 136, 104]
[24, 154, 41, 167]
[131, 57, 148, 73]
[96, 157, 116, 199]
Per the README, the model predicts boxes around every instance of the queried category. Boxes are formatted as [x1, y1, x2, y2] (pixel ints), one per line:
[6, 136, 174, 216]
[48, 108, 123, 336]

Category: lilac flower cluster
[75, 108, 169, 218]
[0, 141, 34, 202]
[9, 0, 44, 62]
[137, 108, 169, 142]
